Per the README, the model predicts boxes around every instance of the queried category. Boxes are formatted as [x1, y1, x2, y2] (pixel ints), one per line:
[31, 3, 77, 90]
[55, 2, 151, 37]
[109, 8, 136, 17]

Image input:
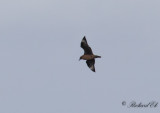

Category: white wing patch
[89, 65, 94, 70]
[82, 39, 86, 44]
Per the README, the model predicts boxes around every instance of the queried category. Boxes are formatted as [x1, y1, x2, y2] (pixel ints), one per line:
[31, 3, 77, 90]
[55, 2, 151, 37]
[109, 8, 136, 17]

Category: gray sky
[0, 0, 160, 113]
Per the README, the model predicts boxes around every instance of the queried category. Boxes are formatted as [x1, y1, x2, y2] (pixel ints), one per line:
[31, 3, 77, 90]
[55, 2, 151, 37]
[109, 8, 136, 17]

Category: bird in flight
[79, 36, 101, 72]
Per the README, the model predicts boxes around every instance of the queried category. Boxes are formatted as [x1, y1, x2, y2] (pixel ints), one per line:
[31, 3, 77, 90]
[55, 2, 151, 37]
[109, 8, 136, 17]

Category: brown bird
[79, 36, 101, 72]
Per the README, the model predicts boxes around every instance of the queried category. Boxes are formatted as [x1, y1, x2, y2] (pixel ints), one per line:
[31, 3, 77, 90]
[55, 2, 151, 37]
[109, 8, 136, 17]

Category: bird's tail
[94, 55, 101, 58]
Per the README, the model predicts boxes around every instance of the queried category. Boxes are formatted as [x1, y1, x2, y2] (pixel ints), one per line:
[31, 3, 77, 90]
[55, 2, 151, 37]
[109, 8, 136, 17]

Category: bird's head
[79, 56, 82, 61]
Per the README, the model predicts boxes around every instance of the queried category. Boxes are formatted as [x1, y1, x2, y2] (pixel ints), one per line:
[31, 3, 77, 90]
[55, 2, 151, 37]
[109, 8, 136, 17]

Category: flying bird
[79, 36, 101, 72]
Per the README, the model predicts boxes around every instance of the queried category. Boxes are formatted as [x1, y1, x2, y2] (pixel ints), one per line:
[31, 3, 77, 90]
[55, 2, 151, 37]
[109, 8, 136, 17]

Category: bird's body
[80, 54, 101, 60]
[79, 36, 101, 72]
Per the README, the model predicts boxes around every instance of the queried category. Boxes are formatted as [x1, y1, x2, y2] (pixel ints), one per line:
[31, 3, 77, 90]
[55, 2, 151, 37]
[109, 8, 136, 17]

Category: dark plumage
[81, 37, 93, 55]
[79, 36, 101, 72]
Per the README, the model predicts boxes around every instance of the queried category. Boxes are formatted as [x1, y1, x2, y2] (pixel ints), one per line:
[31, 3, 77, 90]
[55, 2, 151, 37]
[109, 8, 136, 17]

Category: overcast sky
[0, 0, 160, 113]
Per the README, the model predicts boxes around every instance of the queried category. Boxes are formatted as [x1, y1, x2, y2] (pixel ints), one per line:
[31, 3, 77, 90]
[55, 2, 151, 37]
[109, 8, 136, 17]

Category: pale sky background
[0, 0, 160, 113]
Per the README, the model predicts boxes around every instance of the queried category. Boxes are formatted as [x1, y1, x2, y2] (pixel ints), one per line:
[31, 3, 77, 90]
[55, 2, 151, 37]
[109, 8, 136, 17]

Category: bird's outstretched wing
[86, 59, 95, 72]
[81, 36, 93, 55]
